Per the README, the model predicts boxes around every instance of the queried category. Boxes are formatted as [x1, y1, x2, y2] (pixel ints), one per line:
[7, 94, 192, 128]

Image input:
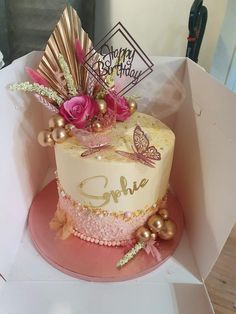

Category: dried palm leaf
[37, 5, 98, 99]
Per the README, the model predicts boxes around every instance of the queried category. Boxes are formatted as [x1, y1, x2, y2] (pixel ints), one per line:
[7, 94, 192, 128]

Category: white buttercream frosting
[55, 112, 175, 213]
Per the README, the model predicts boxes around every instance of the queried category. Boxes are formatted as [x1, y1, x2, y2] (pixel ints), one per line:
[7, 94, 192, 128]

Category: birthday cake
[11, 6, 177, 268]
[54, 112, 175, 246]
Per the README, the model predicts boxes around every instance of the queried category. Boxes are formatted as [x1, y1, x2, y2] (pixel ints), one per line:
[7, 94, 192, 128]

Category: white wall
[211, 0, 236, 85]
[95, 0, 227, 71]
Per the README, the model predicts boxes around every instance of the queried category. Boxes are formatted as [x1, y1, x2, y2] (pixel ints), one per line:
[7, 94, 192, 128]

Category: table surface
[206, 224, 236, 314]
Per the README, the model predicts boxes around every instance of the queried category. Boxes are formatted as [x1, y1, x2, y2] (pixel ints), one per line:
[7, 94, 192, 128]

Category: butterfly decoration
[116, 125, 161, 168]
[49, 206, 73, 240]
[81, 144, 111, 157]
[73, 129, 112, 157]
[144, 240, 162, 261]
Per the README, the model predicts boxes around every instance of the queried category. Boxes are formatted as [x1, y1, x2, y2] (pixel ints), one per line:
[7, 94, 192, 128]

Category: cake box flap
[171, 58, 236, 281]
[0, 280, 214, 314]
[0, 52, 49, 277]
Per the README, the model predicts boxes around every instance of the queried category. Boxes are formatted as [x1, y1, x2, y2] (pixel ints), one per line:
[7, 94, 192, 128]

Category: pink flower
[59, 96, 98, 129]
[104, 94, 131, 122]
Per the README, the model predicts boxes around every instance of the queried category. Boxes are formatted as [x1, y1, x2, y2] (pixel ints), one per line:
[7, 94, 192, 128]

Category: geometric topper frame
[84, 22, 154, 96]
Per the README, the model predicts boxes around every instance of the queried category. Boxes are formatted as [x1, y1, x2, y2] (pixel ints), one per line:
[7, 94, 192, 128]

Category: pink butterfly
[144, 240, 162, 261]
[116, 125, 161, 168]
[73, 129, 112, 157]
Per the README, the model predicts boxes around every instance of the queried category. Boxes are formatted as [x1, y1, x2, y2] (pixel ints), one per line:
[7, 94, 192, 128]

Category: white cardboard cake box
[0, 51, 236, 314]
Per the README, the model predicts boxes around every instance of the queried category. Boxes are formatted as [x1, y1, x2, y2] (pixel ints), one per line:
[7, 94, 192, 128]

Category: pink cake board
[28, 180, 184, 282]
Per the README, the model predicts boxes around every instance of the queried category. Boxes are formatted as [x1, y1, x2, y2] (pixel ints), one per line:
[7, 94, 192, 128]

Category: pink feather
[25, 67, 49, 87]
[75, 40, 85, 64]
[144, 240, 162, 261]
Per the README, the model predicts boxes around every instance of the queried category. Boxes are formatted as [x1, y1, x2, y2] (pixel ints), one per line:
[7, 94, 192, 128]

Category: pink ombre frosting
[58, 191, 165, 247]
[54, 112, 175, 247]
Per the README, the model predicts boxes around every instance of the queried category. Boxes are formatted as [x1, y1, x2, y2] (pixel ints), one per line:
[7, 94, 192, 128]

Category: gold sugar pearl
[150, 233, 157, 240]
[147, 214, 164, 233]
[128, 99, 137, 114]
[92, 121, 103, 132]
[65, 123, 75, 136]
[52, 127, 68, 143]
[38, 130, 54, 147]
[96, 99, 107, 114]
[159, 208, 169, 220]
[49, 114, 65, 129]
[158, 220, 176, 240]
[136, 226, 151, 243]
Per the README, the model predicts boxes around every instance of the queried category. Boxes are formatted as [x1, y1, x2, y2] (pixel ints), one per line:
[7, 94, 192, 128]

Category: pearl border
[72, 228, 136, 247]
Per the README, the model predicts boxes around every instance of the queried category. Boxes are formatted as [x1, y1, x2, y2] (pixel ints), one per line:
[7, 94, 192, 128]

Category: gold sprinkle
[56, 178, 166, 222]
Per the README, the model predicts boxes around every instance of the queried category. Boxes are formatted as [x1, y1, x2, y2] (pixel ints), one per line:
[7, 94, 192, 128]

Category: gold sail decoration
[38, 5, 96, 100]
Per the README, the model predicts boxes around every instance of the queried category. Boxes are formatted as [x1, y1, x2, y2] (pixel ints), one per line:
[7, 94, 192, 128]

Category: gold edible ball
[92, 121, 103, 132]
[158, 220, 176, 240]
[51, 127, 68, 143]
[150, 233, 157, 241]
[159, 208, 169, 220]
[65, 123, 75, 136]
[37, 130, 54, 147]
[96, 99, 107, 114]
[48, 114, 65, 129]
[136, 226, 151, 243]
[128, 99, 137, 114]
[147, 214, 164, 233]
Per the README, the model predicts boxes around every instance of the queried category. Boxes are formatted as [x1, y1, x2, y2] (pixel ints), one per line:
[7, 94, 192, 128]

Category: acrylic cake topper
[10, 6, 154, 136]
[83, 22, 154, 96]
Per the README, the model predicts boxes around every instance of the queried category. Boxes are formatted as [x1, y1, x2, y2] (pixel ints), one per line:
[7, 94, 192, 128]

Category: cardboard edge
[175, 57, 236, 281]
[0, 51, 50, 278]
[203, 282, 216, 314]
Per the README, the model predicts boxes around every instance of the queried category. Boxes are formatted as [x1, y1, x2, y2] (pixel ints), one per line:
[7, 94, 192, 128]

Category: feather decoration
[144, 240, 162, 261]
[34, 94, 59, 113]
[49, 207, 73, 240]
[26, 67, 49, 87]
[75, 39, 85, 64]
[116, 242, 145, 268]
[86, 55, 98, 96]
[53, 70, 69, 97]
[37, 5, 98, 98]
[58, 54, 77, 97]
[10, 82, 63, 105]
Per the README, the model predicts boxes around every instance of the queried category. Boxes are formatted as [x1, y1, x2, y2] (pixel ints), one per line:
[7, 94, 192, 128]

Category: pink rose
[104, 94, 131, 122]
[59, 96, 98, 129]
